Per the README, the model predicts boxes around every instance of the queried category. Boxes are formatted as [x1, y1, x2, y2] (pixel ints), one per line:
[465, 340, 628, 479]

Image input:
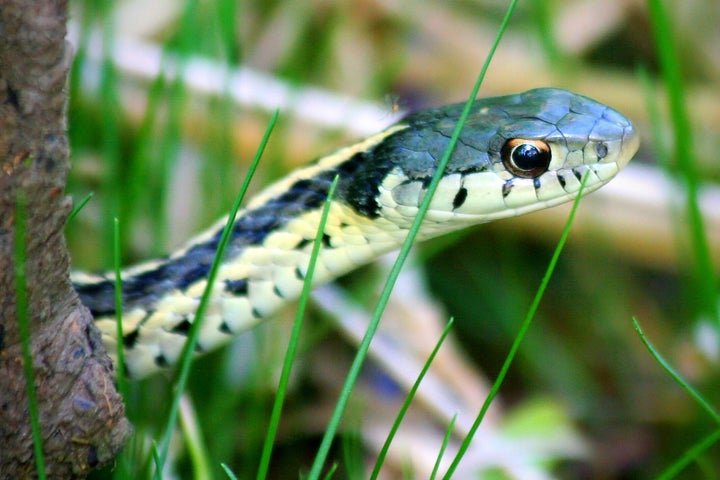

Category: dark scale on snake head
[452, 187, 468, 209]
[533, 178, 542, 190]
[558, 174, 567, 189]
[502, 180, 513, 197]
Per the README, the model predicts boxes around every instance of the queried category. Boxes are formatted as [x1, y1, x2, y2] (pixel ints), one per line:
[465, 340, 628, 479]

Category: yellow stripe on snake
[72, 88, 639, 379]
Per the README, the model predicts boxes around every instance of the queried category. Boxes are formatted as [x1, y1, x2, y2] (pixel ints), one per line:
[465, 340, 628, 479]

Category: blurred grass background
[63, 0, 720, 478]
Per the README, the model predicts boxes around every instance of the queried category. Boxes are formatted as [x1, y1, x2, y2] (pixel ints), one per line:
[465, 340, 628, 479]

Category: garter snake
[72, 88, 639, 379]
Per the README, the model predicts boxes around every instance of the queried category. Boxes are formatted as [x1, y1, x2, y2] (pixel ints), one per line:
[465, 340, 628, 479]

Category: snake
[72, 88, 639, 379]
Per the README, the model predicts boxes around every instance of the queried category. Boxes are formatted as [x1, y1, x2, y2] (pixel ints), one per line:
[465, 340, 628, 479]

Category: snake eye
[501, 139, 551, 178]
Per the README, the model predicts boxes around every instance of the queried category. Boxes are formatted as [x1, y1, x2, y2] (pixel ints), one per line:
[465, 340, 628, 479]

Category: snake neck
[73, 179, 410, 378]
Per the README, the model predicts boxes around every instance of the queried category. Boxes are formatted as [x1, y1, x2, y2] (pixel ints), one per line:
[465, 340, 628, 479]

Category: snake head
[346, 88, 639, 233]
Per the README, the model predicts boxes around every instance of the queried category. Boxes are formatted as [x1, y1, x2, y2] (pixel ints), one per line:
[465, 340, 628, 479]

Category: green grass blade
[67, 192, 94, 223]
[342, 431, 364, 480]
[306, 2, 519, 477]
[151, 441, 162, 480]
[657, 429, 720, 480]
[221, 463, 239, 480]
[430, 414, 458, 480]
[14, 193, 47, 479]
[255, 175, 340, 480]
[97, 8, 123, 264]
[632, 317, 720, 423]
[647, 0, 718, 324]
[215, 0, 241, 64]
[155, 110, 280, 473]
[528, 0, 563, 66]
[152, 76, 186, 253]
[179, 395, 213, 480]
[124, 68, 167, 252]
[638, 68, 669, 167]
[112, 217, 127, 397]
[321, 462, 338, 480]
[442, 172, 589, 479]
[369, 318, 455, 480]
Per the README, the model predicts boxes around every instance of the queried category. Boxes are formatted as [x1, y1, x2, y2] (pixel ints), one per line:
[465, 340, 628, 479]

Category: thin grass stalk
[430, 414, 458, 480]
[67, 193, 94, 223]
[155, 110, 280, 474]
[215, 0, 241, 65]
[255, 175, 340, 480]
[98, 10, 123, 264]
[657, 429, 720, 480]
[112, 217, 127, 395]
[646, 0, 718, 325]
[306, 1, 520, 477]
[178, 394, 213, 480]
[633, 317, 720, 424]
[369, 318, 455, 479]
[443, 172, 589, 479]
[14, 193, 46, 479]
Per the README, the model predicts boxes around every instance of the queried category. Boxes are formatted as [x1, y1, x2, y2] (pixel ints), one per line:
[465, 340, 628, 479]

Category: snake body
[73, 88, 639, 379]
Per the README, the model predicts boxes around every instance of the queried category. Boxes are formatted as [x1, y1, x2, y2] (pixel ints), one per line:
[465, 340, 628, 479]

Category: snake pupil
[501, 139, 551, 178]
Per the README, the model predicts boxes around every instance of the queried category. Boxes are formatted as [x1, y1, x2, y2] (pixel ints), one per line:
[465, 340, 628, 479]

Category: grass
[443, 172, 590, 480]
[53, 0, 720, 478]
[647, 0, 718, 328]
[306, 3, 521, 476]
[14, 193, 47, 479]
[256, 173, 339, 479]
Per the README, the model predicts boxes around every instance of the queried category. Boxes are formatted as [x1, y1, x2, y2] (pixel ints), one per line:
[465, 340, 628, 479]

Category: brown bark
[0, 1, 132, 477]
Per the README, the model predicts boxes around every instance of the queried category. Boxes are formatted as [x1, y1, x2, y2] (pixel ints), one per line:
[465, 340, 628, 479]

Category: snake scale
[72, 88, 639, 379]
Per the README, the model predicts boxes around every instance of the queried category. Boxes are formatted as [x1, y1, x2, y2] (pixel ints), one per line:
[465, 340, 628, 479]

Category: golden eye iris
[501, 139, 551, 178]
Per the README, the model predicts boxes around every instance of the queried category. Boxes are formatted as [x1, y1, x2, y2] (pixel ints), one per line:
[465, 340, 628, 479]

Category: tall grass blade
[430, 414, 458, 480]
[657, 429, 720, 480]
[221, 463, 239, 480]
[369, 318, 455, 480]
[647, 0, 718, 325]
[67, 192, 94, 223]
[112, 217, 127, 396]
[14, 193, 46, 479]
[155, 110, 280, 474]
[306, 2, 520, 477]
[632, 317, 720, 424]
[255, 175, 340, 480]
[442, 173, 589, 479]
[97, 6, 123, 263]
[179, 394, 213, 480]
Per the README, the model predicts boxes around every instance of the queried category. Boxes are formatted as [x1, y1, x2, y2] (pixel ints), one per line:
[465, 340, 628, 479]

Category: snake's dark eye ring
[501, 139, 552, 178]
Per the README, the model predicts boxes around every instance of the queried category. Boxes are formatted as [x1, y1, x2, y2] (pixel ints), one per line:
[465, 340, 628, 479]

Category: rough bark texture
[0, 1, 132, 477]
